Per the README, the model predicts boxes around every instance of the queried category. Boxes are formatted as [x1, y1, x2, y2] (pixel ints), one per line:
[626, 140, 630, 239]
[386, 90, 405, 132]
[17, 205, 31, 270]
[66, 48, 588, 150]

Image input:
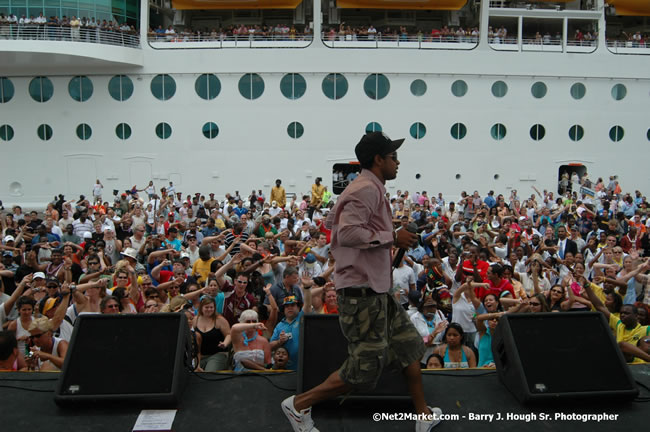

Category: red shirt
[475, 278, 515, 300]
[461, 259, 489, 281]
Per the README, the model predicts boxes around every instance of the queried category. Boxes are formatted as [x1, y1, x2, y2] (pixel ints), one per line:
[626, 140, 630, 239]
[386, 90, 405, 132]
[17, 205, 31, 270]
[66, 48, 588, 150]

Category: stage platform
[1, 365, 649, 432]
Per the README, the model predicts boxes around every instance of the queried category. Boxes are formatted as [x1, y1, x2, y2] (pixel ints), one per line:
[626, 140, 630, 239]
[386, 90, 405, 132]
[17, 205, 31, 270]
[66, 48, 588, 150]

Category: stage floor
[1, 365, 648, 431]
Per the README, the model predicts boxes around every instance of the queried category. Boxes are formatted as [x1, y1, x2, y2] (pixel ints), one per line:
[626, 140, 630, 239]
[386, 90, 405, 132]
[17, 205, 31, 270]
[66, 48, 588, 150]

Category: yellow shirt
[270, 186, 286, 208]
[588, 283, 622, 311]
[310, 184, 325, 206]
[609, 313, 649, 363]
[191, 257, 215, 285]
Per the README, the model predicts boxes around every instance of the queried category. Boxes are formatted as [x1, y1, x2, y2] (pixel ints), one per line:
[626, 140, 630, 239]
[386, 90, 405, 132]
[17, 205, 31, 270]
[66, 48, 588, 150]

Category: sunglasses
[236, 280, 248, 284]
[550, 289, 563, 294]
[30, 333, 44, 339]
[245, 320, 257, 323]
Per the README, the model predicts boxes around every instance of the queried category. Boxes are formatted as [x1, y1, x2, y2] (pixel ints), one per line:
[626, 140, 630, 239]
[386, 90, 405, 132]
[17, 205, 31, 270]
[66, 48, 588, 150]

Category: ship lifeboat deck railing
[147, 32, 313, 48]
[145, 32, 650, 54]
[0, 24, 140, 48]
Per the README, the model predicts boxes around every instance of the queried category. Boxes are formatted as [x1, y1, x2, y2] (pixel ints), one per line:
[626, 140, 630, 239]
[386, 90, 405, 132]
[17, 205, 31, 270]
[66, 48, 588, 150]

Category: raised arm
[582, 281, 610, 319]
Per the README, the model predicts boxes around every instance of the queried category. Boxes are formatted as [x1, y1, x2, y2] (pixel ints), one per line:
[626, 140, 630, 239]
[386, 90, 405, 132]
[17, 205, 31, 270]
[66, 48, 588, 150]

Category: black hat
[355, 132, 404, 166]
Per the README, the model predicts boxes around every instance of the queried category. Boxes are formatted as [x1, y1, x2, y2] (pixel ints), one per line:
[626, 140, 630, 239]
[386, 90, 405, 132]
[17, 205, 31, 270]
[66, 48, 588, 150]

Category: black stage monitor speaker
[298, 314, 409, 398]
[55, 313, 191, 406]
[492, 312, 638, 403]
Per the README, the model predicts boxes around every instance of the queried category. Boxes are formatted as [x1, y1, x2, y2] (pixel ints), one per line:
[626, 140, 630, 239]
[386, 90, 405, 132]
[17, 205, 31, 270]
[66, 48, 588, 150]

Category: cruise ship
[0, 0, 649, 207]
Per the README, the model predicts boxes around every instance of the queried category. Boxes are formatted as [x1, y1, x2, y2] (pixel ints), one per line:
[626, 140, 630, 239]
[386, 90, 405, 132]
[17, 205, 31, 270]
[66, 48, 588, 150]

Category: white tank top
[452, 293, 476, 333]
[16, 317, 32, 355]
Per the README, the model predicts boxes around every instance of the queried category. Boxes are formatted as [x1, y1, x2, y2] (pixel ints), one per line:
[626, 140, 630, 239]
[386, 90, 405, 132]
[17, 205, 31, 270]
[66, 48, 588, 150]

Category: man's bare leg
[293, 370, 352, 411]
[403, 360, 431, 414]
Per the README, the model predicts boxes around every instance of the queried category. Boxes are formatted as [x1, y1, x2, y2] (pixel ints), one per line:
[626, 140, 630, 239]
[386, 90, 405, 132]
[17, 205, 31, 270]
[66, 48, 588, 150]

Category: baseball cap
[168, 212, 175, 217]
[304, 253, 316, 264]
[33, 272, 46, 280]
[283, 295, 298, 306]
[42, 297, 59, 314]
[355, 132, 404, 166]
[3, 235, 15, 243]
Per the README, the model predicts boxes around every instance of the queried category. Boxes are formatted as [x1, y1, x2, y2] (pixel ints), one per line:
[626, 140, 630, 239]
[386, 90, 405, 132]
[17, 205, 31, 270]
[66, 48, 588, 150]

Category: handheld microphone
[393, 222, 419, 268]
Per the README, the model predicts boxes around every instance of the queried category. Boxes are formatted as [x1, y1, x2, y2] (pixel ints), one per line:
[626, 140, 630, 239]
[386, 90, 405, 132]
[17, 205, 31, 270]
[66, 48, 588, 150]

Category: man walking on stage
[281, 132, 442, 431]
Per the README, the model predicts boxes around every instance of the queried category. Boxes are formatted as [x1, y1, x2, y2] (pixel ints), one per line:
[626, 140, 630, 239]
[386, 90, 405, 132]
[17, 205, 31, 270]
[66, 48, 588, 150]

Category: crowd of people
[147, 23, 311, 42]
[1, 173, 649, 373]
[0, 12, 138, 43]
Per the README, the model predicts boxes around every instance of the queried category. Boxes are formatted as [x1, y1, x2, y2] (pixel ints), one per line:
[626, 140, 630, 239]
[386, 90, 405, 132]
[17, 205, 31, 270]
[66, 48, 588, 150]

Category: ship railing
[606, 40, 650, 54]
[147, 33, 313, 47]
[490, 37, 597, 52]
[0, 23, 140, 48]
[322, 33, 479, 49]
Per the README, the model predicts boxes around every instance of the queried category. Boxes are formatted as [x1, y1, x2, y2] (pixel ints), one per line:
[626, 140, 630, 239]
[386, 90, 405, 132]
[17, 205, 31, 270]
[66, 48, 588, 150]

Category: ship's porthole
[450, 123, 467, 140]
[287, 122, 304, 139]
[491, 81, 508, 98]
[202, 122, 219, 139]
[455, 174, 461, 180]
[195, 74, 221, 100]
[647, 128, 650, 141]
[156, 122, 172, 140]
[451, 80, 467, 97]
[280, 73, 306, 100]
[76, 124, 92, 140]
[37, 124, 53, 141]
[322, 73, 348, 100]
[0, 124, 14, 141]
[410, 79, 427, 97]
[530, 124, 545, 141]
[569, 125, 584, 142]
[365, 122, 382, 133]
[410, 122, 426, 140]
[29, 77, 54, 103]
[109, 75, 134, 101]
[609, 126, 624, 142]
[364, 74, 390, 100]
[239, 73, 265, 100]
[0, 77, 15, 103]
[611, 84, 626, 101]
[494, 174, 500, 180]
[415, 173, 421, 180]
[490, 123, 507, 140]
[570, 83, 586, 100]
[69, 76, 93, 102]
[116, 123, 132, 140]
[151, 74, 176, 101]
[531, 82, 547, 99]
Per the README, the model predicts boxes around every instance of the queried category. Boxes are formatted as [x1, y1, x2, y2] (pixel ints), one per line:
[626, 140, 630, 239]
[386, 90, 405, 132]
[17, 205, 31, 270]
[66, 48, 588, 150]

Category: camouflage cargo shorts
[337, 291, 424, 390]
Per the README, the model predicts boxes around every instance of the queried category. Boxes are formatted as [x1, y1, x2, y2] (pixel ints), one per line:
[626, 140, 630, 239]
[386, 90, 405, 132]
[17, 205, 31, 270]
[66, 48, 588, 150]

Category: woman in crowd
[433, 323, 477, 369]
[194, 296, 231, 372]
[26, 317, 68, 371]
[230, 309, 271, 371]
[7, 296, 35, 355]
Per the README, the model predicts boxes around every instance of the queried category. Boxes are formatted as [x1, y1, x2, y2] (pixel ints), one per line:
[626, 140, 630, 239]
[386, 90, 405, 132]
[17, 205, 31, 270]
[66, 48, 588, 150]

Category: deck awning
[171, 0, 303, 10]
[607, 0, 650, 16]
[336, 0, 467, 10]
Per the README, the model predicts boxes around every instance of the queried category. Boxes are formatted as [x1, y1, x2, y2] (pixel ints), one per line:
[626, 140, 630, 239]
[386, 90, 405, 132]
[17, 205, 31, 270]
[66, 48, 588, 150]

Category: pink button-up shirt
[325, 169, 394, 293]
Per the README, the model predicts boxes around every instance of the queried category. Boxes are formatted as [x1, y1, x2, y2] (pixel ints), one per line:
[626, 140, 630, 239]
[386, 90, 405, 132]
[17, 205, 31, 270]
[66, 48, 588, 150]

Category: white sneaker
[281, 395, 319, 432]
[415, 407, 442, 432]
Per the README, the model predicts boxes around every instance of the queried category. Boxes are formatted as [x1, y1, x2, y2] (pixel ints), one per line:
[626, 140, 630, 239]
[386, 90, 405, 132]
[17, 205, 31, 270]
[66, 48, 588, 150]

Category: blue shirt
[271, 310, 303, 370]
[484, 196, 496, 209]
[233, 207, 248, 218]
[31, 233, 59, 245]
